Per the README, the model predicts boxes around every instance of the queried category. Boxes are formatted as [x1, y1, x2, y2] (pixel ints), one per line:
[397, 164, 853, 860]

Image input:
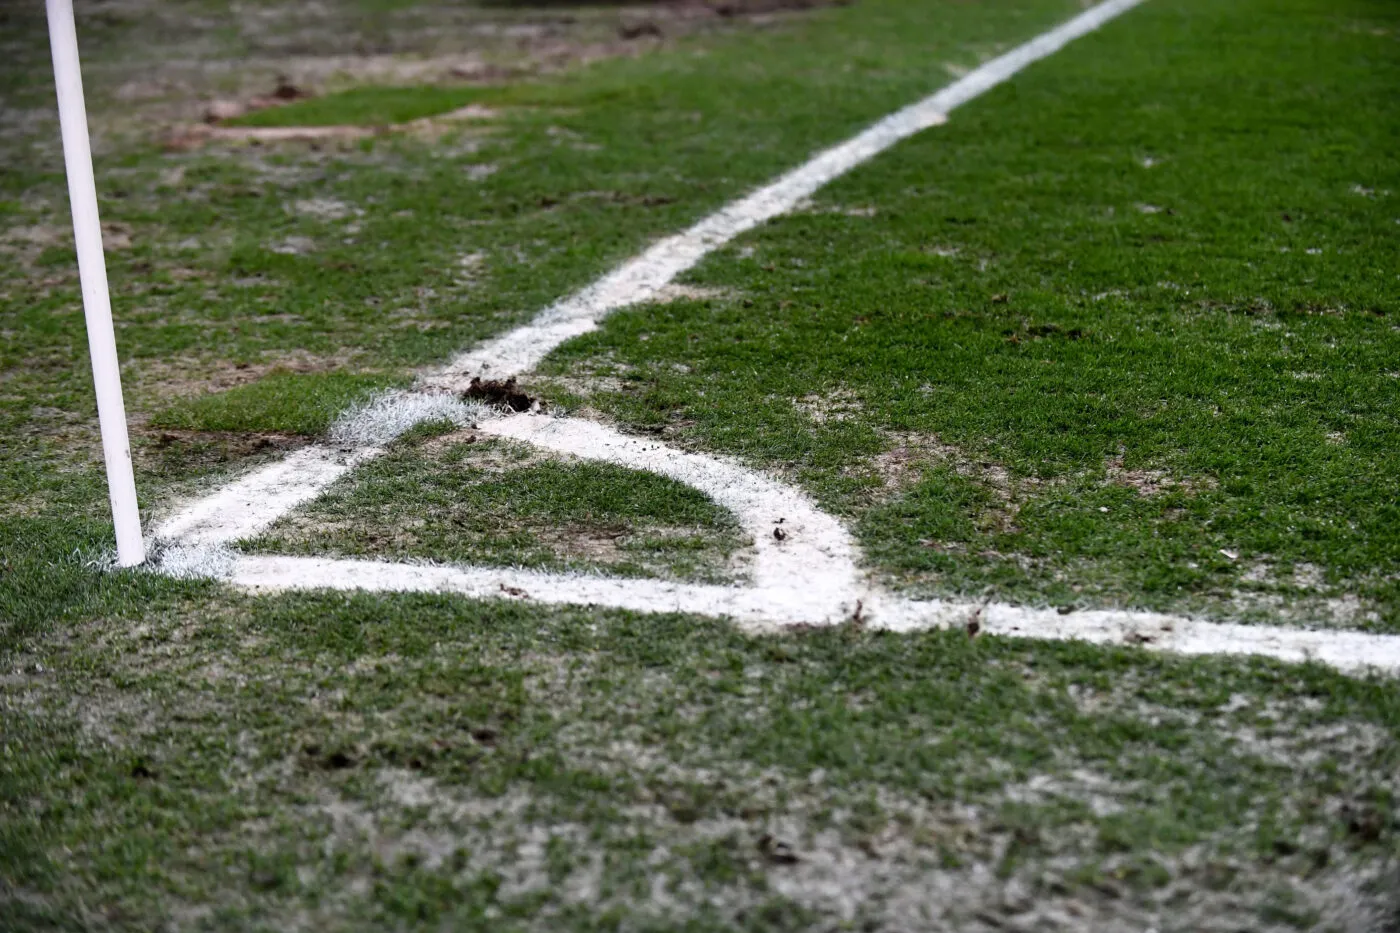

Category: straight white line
[152, 392, 481, 546]
[155, 445, 362, 546]
[227, 554, 1400, 675]
[438, 0, 1148, 384]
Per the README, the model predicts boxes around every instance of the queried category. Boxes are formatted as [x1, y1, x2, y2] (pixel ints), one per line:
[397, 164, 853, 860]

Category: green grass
[228, 85, 498, 127]
[3, 0, 1400, 929]
[151, 371, 405, 435]
[250, 430, 747, 582]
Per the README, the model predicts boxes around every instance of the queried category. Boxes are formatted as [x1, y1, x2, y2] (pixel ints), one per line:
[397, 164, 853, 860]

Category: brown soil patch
[132, 349, 360, 401]
[864, 432, 1031, 535]
[136, 428, 308, 473]
[462, 376, 536, 413]
[165, 102, 502, 151]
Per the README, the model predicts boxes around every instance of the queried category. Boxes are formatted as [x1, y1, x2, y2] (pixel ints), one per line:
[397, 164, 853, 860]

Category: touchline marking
[148, 0, 1400, 675]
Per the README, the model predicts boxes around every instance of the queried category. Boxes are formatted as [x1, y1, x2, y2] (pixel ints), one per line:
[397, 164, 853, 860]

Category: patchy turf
[151, 370, 408, 436]
[224, 85, 499, 129]
[4, 0, 1400, 930]
[3, 584, 1399, 930]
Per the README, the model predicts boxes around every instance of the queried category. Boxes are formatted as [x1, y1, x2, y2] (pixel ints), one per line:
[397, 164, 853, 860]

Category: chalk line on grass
[153, 392, 482, 546]
[436, 0, 1148, 385]
[143, 0, 1400, 676]
[153, 0, 1149, 558]
[478, 414, 859, 599]
[225, 551, 1400, 675]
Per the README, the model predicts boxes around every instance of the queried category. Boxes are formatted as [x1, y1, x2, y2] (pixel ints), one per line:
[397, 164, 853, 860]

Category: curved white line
[478, 414, 860, 600]
[136, 0, 1400, 678]
[153, 0, 1147, 547]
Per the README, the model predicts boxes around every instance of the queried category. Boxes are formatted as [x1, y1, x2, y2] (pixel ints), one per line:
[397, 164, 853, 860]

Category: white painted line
[224, 555, 1400, 676]
[154, 445, 364, 546]
[229, 555, 783, 626]
[139, 0, 1400, 678]
[868, 599, 1400, 674]
[434, 0, 1147, 384]
[478, 414, 859, 599]
[157, 0, 1149, 557]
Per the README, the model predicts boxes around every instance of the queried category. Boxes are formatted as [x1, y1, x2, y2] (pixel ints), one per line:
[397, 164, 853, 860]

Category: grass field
[3, 0, 1399, 929]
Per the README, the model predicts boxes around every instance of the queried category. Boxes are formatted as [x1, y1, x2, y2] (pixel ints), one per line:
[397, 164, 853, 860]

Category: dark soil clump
[463, 376, 536, 412]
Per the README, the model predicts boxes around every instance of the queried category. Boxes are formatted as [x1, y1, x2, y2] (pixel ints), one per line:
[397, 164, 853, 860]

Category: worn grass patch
[150, 370, 406, 436]
[3, 584, 1399, 930]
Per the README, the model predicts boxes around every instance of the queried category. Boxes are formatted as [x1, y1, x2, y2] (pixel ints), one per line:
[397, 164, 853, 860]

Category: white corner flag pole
[46, 0, 145, 567]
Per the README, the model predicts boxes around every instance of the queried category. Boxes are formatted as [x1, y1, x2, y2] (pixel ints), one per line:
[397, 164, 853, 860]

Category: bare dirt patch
[462, 376, 537, 413]
[1104, 452, 1214, 498]
[166, 103, 502, 151]
[136, 428, 308, 474]
[132, 349, 361, 401]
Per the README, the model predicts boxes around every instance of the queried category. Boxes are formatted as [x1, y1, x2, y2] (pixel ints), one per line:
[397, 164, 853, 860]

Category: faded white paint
[142, 0, 1400, 677]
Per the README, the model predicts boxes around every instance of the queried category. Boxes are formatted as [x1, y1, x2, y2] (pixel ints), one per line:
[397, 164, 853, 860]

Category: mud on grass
[3, 588, 1400, 930]
[248, 431, 750, 584]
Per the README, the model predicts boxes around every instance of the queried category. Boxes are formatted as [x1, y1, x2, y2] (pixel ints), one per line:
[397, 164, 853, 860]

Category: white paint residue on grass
[329, 391, 484, 449]
[137, 0, 1400, 677]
